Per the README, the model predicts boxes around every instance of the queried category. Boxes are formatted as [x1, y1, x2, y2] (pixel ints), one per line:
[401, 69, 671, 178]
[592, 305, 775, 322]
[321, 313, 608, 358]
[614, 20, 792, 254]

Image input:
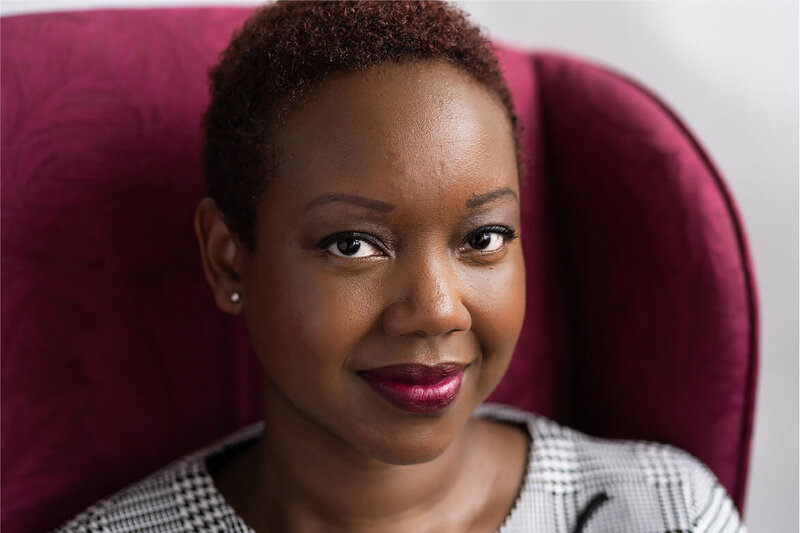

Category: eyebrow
[305, 193, 395, 213]
[466, 187, 518, 209]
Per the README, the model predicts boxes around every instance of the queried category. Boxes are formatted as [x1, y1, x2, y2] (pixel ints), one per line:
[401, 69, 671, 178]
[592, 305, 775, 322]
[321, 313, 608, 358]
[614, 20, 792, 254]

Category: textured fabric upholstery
[1, 8, 758, 533]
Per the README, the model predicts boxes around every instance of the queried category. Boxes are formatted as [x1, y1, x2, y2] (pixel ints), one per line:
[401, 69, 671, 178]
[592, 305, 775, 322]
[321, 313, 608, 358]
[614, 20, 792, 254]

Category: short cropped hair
[202, 0, 520, 249]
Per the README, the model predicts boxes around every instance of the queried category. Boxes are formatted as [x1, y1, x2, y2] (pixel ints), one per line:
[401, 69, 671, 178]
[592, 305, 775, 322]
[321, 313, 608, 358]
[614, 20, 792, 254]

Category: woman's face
[240, 61, 525, 464]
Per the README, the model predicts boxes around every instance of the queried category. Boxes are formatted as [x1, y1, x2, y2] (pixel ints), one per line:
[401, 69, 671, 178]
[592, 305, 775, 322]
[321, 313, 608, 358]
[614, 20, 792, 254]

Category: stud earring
[230, 292, 241, 303]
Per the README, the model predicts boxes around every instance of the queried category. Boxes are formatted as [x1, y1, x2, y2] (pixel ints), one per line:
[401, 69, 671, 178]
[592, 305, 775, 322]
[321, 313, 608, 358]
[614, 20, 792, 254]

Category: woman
[57, 2, 745, 531]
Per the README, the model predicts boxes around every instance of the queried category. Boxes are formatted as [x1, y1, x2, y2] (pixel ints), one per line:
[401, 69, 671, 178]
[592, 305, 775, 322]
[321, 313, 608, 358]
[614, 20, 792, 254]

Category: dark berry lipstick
[359, 363, 465, 413]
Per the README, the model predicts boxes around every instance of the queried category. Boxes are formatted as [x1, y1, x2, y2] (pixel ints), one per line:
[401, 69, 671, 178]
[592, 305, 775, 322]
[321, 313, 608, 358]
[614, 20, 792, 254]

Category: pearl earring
[230, 292, 241, 303]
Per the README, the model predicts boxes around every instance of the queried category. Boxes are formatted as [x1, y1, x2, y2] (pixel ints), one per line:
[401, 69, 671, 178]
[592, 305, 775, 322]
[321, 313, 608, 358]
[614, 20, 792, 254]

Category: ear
[194, 197, 246, 315]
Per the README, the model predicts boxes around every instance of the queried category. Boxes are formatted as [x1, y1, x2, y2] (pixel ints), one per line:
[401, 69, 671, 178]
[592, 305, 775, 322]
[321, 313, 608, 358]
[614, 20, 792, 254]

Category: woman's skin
[195, 60, 529, 532]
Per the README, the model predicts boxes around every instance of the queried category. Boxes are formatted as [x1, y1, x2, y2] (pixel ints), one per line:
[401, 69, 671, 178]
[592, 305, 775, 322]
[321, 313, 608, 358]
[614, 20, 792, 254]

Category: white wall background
[3, 1, 797, 531]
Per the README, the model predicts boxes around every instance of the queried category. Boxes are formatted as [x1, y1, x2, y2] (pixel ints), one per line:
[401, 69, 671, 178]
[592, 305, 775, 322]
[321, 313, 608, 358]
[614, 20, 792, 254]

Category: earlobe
[194, 197, 245, 315]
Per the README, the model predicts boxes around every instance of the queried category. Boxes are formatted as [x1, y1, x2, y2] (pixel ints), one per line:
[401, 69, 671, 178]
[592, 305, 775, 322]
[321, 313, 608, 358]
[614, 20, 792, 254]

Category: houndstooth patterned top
[55, 403, 746, 533]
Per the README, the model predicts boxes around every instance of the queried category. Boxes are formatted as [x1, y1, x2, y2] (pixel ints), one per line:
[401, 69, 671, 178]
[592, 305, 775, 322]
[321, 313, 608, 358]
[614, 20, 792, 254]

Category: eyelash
[316, 231, 388, 257]
[467, 225, 518, 246]
[315, 225, 519, 258]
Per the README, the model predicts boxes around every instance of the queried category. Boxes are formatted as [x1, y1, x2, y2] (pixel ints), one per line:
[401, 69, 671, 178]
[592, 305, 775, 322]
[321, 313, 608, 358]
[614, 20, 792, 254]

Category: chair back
[1, 8, 758, 532]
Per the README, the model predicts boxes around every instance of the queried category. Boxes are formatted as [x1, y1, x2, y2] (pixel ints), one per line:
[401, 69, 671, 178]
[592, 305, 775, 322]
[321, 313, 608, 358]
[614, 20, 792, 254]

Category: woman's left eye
[461, 226, 517, 253]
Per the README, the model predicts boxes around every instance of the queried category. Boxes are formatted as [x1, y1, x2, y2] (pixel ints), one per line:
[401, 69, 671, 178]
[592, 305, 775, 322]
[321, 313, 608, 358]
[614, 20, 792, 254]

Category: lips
[359, 363, 465, 414]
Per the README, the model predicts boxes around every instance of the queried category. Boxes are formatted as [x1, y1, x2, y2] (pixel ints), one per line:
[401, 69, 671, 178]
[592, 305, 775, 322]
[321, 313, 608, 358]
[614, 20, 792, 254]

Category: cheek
[466, 252, 526, 379]
[244, 257, 385, 387]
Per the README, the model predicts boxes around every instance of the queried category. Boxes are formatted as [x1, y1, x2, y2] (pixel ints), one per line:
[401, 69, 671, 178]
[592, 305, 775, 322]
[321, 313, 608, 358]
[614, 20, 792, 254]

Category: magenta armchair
[1, 8, 758, 533]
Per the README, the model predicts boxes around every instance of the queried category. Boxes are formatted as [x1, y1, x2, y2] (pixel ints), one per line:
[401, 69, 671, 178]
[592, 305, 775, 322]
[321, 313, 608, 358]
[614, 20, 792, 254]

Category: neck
[249, 379, 482, 531]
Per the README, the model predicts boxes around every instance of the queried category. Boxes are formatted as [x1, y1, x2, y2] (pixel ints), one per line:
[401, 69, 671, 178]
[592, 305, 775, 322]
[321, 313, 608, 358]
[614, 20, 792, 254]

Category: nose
[381, 253, 472, 337]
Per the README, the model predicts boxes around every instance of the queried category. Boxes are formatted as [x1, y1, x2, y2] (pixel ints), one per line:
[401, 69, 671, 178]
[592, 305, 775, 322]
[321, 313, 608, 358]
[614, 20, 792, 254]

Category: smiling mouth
[358, 363, 465, 414]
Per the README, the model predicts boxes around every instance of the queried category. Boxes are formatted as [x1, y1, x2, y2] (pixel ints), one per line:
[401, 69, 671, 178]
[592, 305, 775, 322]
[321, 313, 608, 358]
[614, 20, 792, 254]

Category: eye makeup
[462, 225, 518, 244]
[315, 231, 390, 259]
[313, 224, 519, 261]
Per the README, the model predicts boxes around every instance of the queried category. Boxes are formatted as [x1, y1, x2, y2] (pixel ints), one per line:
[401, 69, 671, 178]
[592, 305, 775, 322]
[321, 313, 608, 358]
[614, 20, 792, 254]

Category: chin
[370, 442, 450, 466]
[355, 409, 468, 466]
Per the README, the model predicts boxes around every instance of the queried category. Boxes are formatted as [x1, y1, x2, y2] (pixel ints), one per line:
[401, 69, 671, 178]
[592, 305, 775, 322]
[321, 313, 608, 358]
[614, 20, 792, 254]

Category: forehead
[272, 60, 518, 202]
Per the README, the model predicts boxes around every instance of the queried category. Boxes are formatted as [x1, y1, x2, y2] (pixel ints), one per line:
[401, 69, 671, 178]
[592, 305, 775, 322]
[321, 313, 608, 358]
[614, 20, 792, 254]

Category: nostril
[403, 324, 466, 338]
[381, 295, 471, 338]
[380, 259, 472, 337]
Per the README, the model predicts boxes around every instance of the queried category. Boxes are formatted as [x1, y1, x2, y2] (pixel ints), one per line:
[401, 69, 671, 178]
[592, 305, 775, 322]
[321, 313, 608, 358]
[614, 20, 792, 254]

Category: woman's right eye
[320, 234, 384, 259]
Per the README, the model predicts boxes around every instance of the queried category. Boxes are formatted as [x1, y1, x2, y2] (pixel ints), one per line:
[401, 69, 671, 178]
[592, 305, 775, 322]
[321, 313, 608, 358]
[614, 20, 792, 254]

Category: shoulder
[53, 458, 205, 532]
[53, 424, 263, 533]
[475, 403, 746, 532]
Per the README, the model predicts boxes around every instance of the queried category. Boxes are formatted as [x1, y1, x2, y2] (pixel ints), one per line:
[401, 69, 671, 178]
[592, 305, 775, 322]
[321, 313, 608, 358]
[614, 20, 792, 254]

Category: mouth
[358, 363, 466, 414]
